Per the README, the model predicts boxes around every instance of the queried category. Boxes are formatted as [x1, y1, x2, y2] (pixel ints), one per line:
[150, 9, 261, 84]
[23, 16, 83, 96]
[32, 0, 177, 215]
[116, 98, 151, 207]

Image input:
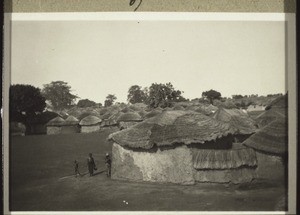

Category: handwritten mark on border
[129, 0, 143, 11]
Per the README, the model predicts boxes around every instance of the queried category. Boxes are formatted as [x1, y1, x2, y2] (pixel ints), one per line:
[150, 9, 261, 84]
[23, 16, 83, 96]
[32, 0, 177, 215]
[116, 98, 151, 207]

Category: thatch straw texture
[268, 94, 287, 109]
[173, 105, 185, 110]
[119, 121, 140, 130]
[79, 115, 102, 126]
[192, 148, 257, 170]
[116, 112, 142, 122]
[243, 119, 287, 154]
[213, 108, 257, 134]
[143, 109, 163, 119]
[109, 111, 237, 149]
[46, 116, 66, 126]
[65, 115, 79, 125]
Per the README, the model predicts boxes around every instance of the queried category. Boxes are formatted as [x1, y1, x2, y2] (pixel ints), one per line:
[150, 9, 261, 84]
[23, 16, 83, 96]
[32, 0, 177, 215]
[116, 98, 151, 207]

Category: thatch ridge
[46, 116, 66, 126]
[79, 115, 102, 126]
[65, 115, 79, 125]
[192, 147, 257, 170]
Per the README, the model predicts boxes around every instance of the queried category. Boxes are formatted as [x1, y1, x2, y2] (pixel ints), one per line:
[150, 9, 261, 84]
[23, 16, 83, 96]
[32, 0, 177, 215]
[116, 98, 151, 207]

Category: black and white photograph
[4, 12, 296, 214]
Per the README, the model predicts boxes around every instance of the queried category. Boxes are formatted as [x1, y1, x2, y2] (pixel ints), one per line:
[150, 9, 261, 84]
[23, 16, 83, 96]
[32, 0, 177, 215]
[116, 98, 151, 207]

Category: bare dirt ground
[10, 132, 286, 211]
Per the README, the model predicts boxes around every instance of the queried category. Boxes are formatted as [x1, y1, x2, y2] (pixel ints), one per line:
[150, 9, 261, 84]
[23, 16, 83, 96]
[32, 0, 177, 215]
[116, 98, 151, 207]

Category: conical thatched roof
[192, 147, 257, 170]
[109, 111, 237, 149]
[46, 116, 66, 126]
[213, 108, 257, 135]
[79, 115, 102, 126]
[116, 112, 142, 122]
[65, 115, 79, 125]
[243, 119, 287, 154]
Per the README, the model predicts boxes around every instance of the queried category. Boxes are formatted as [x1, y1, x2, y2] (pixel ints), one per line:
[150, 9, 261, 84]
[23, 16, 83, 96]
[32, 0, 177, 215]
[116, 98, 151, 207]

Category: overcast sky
[11, 21, 286, 103]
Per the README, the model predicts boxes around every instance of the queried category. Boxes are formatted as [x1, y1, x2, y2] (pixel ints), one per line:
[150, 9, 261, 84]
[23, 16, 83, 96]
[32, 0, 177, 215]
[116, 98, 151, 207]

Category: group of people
[74, 152, 111, 177]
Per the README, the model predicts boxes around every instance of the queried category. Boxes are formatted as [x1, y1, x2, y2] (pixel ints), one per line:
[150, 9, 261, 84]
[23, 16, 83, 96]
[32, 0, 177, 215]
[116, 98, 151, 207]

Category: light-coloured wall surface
[46, 126, 62, 135]
[81, 125, 101, 133]
[112, 143, 195, 185]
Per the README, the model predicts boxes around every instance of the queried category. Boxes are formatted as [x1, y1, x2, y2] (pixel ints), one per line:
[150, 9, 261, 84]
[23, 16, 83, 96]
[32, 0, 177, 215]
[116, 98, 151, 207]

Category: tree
[202, 89, 222, 104]
[104, 94, 117, 107]
[146, 82, 186, 108]
[232, 95, 243, 99]
[127, 85, 148, 104]
[42, 81, 78, 110]
[10, 84, 46, 133]
[77, 99, 97, 108]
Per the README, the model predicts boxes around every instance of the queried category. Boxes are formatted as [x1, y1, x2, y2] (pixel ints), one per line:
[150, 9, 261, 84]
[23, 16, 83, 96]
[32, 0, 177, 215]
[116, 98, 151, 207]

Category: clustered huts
[107, 95, 288, 185]
[13, 95, 288, 186]
[108, 110, 258, 184]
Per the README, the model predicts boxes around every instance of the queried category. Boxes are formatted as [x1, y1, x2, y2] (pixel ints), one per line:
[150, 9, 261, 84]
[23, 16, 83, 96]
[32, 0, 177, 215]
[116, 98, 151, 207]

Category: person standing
[74, 160, 81, 177]
[105, 153, 112, 177]
[87, 153, 97, 176]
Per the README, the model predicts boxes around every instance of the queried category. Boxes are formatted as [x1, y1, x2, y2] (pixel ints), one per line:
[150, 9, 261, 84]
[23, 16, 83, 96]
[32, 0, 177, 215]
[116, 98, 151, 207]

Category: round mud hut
[108, 110, 258, 185]
[79, 115, 102, 133]
[62, 115, 80, 134]
[116, 112, 143, 130]
[46, 116, 66, 135]
[243, 118, 287, 182]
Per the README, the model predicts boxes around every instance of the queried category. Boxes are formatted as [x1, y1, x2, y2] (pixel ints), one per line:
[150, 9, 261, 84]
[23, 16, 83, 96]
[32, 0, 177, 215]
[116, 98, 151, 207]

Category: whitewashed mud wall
[111, 143, 195, 185]
[46, 126, 62, 135]
[81, 125, 101, 133]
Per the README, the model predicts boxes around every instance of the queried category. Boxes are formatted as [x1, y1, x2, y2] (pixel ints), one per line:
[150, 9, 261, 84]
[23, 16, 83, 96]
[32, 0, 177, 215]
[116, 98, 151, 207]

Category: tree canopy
[42, 81, 78, 111]
[77, 99, 97, 108]
[104, 94, 117, 107]
[127, 85, 148, 104]
[202, 89, 222, 104]
[147, 82, 187, 108]
[10, 84, 46, 132]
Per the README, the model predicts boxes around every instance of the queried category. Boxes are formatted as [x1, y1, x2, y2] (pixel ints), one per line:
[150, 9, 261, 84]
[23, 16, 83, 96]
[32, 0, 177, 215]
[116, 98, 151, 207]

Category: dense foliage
[42, 81, 78, 110]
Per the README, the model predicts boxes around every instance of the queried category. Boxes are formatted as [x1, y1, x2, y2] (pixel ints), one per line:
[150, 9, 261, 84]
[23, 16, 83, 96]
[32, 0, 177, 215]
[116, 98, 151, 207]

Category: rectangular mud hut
[108, 110, 258, 185]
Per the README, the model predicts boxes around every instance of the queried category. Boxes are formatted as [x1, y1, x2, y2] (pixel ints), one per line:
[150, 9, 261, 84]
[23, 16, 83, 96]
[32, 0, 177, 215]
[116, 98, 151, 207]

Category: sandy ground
[10, 132, 286, 211]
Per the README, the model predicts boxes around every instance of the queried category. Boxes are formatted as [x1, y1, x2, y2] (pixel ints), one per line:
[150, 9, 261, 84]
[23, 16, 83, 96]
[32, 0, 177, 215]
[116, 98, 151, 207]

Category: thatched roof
[65, 115, 79, 125]
[46, 116, 66, 126]
[119, 121, 140, 130]
[268, 94, 287, 109]
[137, 109, 148, 118]
[192, 147, 257, 170]
[173, 104, 185, 110]
[121, 107, 132, 113]
[109, 111, 237, 149]
[129, 103, 147, 111]
[116, 112, 142, 122]
[243, 119, 287, 154]
[79, 115, 102, 126]
[213, 108, 257, 135]
[143, 109, 163, 119]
